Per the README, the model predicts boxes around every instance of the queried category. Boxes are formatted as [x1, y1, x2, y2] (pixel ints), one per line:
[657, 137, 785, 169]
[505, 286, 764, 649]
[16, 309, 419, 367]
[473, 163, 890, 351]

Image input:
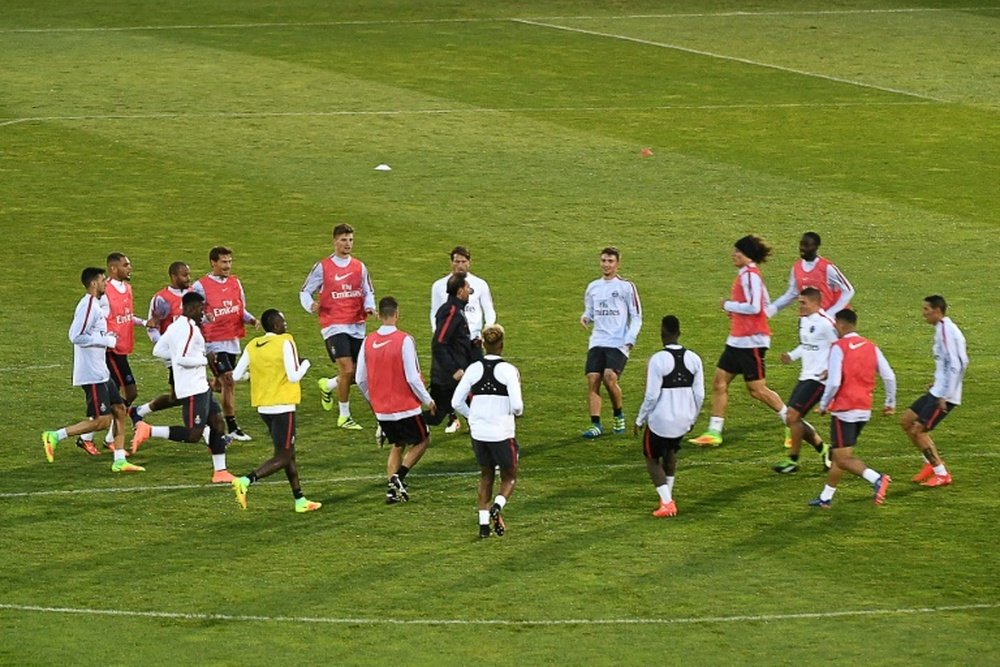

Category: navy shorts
[909, 392, 956, 431]
[82, 380, 123, 418]
[585, 346, 628, 376]
[642, 427, 681, 460]
[379, 414, 430, 447]
[325, 333, 363, 363]
[209, 351, 237, 376]
[180, 390, 221, 430]
[716, 345, 767, 381]
[787, 379, 825, 415]
[105, 351, 135, 388]
[260, 411, 297, 451]
[472, 437, 519, 470]
[830, 416, 866, 449]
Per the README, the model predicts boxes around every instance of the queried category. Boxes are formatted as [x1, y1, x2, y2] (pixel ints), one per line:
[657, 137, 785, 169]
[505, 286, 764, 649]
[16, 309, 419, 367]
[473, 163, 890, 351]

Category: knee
[602, 371, 619, 387]
[785, 408, 802, 424]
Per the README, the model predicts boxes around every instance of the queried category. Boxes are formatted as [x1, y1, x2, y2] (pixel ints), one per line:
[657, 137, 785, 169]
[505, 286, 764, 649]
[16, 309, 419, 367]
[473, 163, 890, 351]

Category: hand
[818, 370, 828, 381]
[625, 343, 633, 353]
[146, 316, 160, 330]
[937, 397, 948, 412]
[251, 318, 262, 331]
[882, 406, 896, 416]
[428, 400, 437, 415]
[310, 302, 320, 314]
[780, 352, 792, 364]
[364, 308, 375, 318]
[579, 316, 591, 329]
[632, 423, 641, 437]
[452, 369, 464, 381]
[818, 407, 828, 416]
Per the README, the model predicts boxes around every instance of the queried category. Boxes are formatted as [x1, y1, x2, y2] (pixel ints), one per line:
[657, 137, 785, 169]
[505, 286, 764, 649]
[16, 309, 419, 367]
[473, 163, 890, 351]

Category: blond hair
[481, 324, 505, 353]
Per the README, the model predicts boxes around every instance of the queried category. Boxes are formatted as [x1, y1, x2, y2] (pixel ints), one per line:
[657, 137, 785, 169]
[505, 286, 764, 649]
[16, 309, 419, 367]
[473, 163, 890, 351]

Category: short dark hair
[333, 223, 354, 238]
[661, 315, 680, 338]
[260, 309, 283, 333]
[802, 232, 822, 247]
[734, 235, 773, 263]
[182, 291, 205, 307]
[379, 296, 399, 317]
[450, 246, 470, 261]
[168, 261, 188, 277]
[106, 252, 126, 266]
[447, 272, 468, 296]
[924, 295, 947, 314]
[81, 267, 105, 287]
[835, 308, 857, 325]
[209, 246, 232, 262]
[600, 246, 620, 259]
[800, 287, 822, 302]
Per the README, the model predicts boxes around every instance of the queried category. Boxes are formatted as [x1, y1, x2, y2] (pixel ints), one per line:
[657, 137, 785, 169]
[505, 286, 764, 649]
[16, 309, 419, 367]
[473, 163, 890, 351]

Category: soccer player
[430, 245, 498, 433]
[810, 309, 896, 508]
[766, 232, 855, 318]
[425, 273, 475, 429]
[356, 297, 435, 504]
[900, 295, 968, 488]
[230, 309, 321, 513]
[773, 288, 836, 474]
[580, 246, 642, 438]
[131, 292, 236, 483]
[452, 324, 523, 538]
[193, 246, 259, 441]
[300, 223, 376, 430]
[131, 261, 193, 422]
[41, 267, 143, 472]
[633, 316, 704, 518]
[690, 236, 786, 447]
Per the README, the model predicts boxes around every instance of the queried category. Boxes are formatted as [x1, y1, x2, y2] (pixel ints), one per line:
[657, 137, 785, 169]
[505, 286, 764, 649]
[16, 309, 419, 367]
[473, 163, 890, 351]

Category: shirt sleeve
[430, 280, 445, 332]
[825, 263, 855, 316]
[283, 338, 310, 383]
[691, 352, 706, 416]
[355, 344, 369, 401]
[625, 281, 642, 347]
[68, 297, 113, 348]
[635, 353, 666, 427]
[232, 347, 251, 381]
[299, 262, 323, 313]
[361, 263, 376, 313]
[876, 347, 896, 408]
[450, 362, 476, 418]
[503, 363, 523, 416]
[152, 328, 172, 360]
[479, 281, 497, 328]
[402, 336, 432, 405]
[819, 345, 844, 411]
[724, 271, 765, 315]
[767, 267, 798, 317]
[582, 284, 594, 322]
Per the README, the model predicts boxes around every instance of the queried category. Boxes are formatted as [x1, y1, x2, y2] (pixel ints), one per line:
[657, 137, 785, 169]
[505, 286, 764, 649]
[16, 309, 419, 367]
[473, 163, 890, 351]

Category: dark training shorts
[472, 437, 519, 470]
[379, 414, 429, 447]
[716, 345, 767, 381]
[585, 346, 628, 376]
[909, 392, 956, 431]
[830, 416, 866, 449]
[642, 427, 682, 460]
[83, 380, 123, 418]
[325, 333, 363, 363]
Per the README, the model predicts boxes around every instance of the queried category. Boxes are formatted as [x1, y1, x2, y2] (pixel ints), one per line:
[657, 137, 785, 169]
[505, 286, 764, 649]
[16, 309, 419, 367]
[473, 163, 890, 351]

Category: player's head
[482, 324, 505, 354]
[450, 246, 471, 274]
[600, 246, 620, 277]
[182, 291, 206, 320]
[733, 235, 772, 265]
[209, 246, 233, 276]
[168, 261, 191, 289]
[447, 272, 472, 301]
[106, 252, 133, 281]
[799, 232, 821, 261]
[333, 223, 354, 257]
[378, 296, 399, 324]
[660, 315, 681, 345]
[798, 287, 822, 316]
[81, 267, 106, 295]
[922, 295, 947, 324]
[834, 308, 857, 336]
[260, 309, 286, 334]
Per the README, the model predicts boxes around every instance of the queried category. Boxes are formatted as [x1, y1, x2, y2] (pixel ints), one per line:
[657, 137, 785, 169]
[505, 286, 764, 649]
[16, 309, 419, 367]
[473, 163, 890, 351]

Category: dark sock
[247, 472, 258, 484]
[790, 454, 800, 462]
[613, 408, 623, 418]
[396, 465, 410, 480]
[812, 441, 824, 452]
[225, 416, 239, 432]
[167, 426, 192, 442]
[292, 488, 304, 500]
[490, 502, 501, 514]
[590, 415, 601, 425]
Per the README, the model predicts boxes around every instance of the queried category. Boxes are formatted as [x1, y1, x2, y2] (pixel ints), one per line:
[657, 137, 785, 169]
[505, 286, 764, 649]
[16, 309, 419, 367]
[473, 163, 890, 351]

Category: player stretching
[690, 235, 786, 447]
[231, 310, 321, 513]
[901, 295, 968, 488]
[580, 246, 642, 438]
[811, 309, 896, 508]
[634, 316, 704, 518]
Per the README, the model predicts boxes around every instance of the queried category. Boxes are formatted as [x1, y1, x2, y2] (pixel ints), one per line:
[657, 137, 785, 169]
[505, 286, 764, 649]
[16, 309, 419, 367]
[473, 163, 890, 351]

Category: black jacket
[431, 296, 474, 386]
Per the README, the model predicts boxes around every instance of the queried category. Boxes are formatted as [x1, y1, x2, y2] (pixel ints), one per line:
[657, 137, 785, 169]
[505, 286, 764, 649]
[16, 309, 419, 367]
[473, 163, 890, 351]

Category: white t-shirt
[582, 275, 642, 353]
[430, 272, 496, 339]
[635, 345, 705, 438]
[787, 310, 839, 382]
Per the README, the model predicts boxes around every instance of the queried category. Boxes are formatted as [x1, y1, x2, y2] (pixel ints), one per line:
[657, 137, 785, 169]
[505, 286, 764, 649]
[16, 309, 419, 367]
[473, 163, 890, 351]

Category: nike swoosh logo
[848, 341, 866, 350]
[334, 273, 352, 281]
[372, 340, 390, 349]
[255, 340, 271, 348]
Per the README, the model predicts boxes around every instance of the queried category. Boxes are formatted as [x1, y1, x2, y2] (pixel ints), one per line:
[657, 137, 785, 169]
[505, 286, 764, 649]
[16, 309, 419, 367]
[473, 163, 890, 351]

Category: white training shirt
[819, 333, 897, 422]
[767, 257, 856, 317]
[152, 315, 210, 399]
[451, 354, 523, 441]
[356, 325, 433, 421]
[582, 275, 642, 354]
[634, 345, 705, 438]
[232, 333, 311, 414]
[787, 309, 839, 382]
[69, 293, 115, 386]
[299, 254, 376, 340]
[930, 316, 968, 405]
[430, 272, 496, 340]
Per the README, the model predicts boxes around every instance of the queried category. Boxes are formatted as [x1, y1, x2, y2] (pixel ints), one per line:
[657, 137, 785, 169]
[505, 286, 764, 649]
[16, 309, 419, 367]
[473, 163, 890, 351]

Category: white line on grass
[4, 452, 997, 499]
[513, 19, 948, 103]
[0, 100, 935, 129]
[0, 601, 995, 626]
[0, 8, 995, 33]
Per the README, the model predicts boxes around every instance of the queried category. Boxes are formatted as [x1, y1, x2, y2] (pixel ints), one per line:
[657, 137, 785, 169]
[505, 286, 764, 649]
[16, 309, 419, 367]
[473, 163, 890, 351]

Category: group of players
[582, 233, 968, 516]
[40, 225, 968, 534]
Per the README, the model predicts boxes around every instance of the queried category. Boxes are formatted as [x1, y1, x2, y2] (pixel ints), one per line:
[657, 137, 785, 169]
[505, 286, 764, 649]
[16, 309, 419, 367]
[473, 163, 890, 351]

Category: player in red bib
[300, 223, 376, 431]
[767, 232, 855, 318]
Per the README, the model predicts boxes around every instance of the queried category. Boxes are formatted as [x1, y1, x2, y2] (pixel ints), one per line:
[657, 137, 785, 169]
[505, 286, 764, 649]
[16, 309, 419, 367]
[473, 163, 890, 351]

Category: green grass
[1, 1, 998, 664]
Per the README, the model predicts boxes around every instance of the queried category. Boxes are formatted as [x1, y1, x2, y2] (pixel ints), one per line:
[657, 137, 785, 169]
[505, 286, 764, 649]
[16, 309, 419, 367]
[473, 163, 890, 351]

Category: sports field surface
[2, 1, 997, 664]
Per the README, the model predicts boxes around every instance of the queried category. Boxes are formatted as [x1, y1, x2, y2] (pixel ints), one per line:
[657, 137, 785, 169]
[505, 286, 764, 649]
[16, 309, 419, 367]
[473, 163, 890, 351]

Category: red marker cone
[640, 147, 654, 157]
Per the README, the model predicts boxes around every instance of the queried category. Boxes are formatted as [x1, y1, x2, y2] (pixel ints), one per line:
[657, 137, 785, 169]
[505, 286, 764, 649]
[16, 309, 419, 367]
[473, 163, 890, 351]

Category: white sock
[80, 431, 94, 441]
[778, 406, 789, 425]
[708, 416, 724, 433]
[105, 421, 115, 444]
[665, 475, 675, 493]
[338, 401, 351, 418]
[478, 510, 490, 524]
[327, 376, 339, 392]
[933, 464, 948, 476]
[922, 453, 931, 464]
[493, 495, 507, 510]
[861, 468, 881, 484]
[113, 449, 126, 462]
[151, 426, 170, 439]
[137, 403, 152, 417]
[212, 454, 227, 472]
[655, 483, 672, 503]
[820, 485, 837, 501]
[203, 427, 211, 444]
[56, 428, 69, 441]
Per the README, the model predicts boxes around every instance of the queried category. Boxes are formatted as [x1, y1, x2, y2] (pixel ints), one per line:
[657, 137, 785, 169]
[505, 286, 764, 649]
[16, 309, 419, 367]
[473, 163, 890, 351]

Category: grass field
[2, 1, 998, 664]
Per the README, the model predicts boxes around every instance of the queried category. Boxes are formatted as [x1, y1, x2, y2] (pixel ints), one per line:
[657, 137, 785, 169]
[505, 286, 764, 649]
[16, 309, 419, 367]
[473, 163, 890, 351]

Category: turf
[1, 1, 998, 664]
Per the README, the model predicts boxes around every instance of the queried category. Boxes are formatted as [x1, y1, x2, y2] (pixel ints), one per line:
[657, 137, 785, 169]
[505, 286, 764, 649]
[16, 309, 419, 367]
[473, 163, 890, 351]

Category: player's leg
[601, 348, 628, 434]
[477, 461, 496, 538]
[582, 347, 605, 438]
[690, 361, 736, 446]
[902, 395, 952, 485]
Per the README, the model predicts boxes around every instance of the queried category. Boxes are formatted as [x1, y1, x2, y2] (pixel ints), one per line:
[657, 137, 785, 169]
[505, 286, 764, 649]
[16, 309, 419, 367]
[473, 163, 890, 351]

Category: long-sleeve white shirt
[451, 354, 523, 441]
[819, 333, 896, 421]
[930, 316, 968, 404]
[356, 325, 432, 420]
[724, 264, 771, 348]
[232, 333, 311, 414]
[152, 316, 210, 399]
[582, 275, 642, 354]
[299, 254, 375, 340]
[430, 272, 496, 339]
[767, 257, 855, 317]
[635, 345, 705, 438]
[787, 310, 839, 381]
[69, 294, 115, 386]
